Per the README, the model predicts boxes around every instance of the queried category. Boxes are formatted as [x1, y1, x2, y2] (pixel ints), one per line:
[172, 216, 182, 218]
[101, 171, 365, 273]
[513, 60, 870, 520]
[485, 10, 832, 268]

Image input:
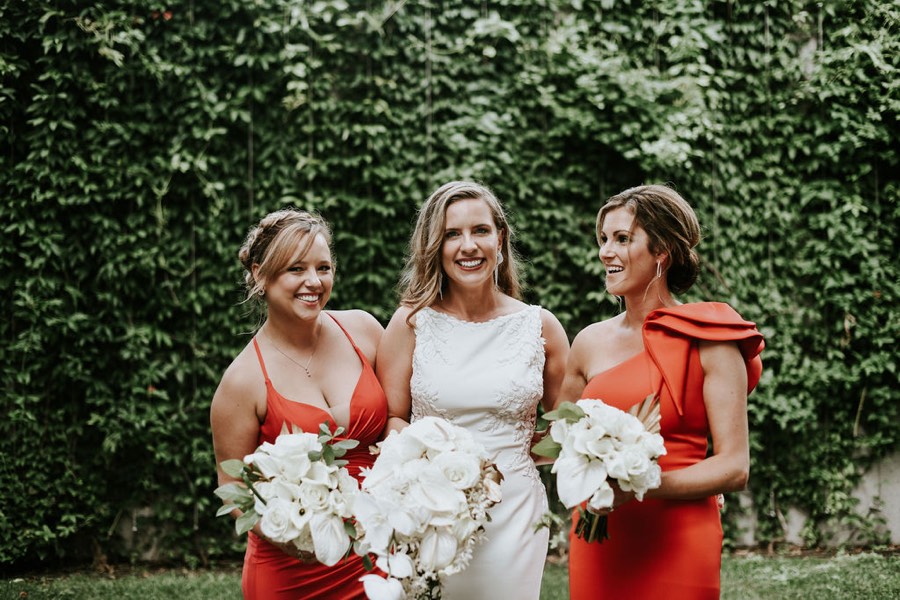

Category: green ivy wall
[1, 0, 897, 567]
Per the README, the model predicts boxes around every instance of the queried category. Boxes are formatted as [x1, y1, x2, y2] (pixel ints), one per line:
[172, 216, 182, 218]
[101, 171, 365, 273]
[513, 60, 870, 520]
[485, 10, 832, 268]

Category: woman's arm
[375, 306, 416, 437]
[539, 309, 570, 413]
[645, 340, 750, 500]
[210, 358, 318, 561]
[210, 362, 263, 494]
[553, 327, 595, 409]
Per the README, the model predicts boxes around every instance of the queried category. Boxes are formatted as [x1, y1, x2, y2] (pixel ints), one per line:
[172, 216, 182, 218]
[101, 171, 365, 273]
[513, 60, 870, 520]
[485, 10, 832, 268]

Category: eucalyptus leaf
[235, 510, 260, 536]
[220, 459, 247, 479]
[531, 435, 561, 459]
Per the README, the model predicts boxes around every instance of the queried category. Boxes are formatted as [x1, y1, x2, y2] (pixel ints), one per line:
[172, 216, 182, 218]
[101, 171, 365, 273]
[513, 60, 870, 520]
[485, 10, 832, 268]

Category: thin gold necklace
[262, 319, 321, 378]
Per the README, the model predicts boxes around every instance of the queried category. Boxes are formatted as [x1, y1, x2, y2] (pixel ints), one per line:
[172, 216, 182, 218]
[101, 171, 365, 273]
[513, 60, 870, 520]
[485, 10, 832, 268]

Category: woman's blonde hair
[399, 181, 522, 321]
[238, 208, 333, 303]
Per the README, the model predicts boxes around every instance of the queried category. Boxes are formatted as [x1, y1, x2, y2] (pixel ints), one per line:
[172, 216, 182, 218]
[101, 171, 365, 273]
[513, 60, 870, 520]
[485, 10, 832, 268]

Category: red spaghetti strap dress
[568, 303, 764, 600]
[242, 314, 387, 600]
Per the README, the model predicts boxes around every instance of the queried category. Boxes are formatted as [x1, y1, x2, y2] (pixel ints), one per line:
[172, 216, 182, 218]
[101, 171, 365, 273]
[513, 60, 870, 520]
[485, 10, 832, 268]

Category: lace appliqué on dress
[410, 306, 546, 487]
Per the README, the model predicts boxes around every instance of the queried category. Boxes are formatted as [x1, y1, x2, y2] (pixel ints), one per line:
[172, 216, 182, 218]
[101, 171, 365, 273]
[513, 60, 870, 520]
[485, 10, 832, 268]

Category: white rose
[638, 431, 667, 458]
[271, 431, 321, 458]
[336, 469, 360, 495]
[253, 481, 274, 515]
[259, 497, 302, 543]
[405, 417, 459, 453]
[298, 482, 331, 512]
[378, 429, 427, 465]
[585, 436, 617, 460]
[280, 453, 312, 482]
[607, 446, 651, 482]
[431, 451, 482, 490]
[587, 479, 615, 511]
[302, 461, 335, 486]
[248, 452, 282, 480]
[622, 464, 662, 500]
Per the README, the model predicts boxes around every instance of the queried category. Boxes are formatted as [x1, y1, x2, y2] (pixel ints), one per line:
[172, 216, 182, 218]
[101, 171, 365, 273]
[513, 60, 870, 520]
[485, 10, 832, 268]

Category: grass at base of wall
[4, 552, 899, 599]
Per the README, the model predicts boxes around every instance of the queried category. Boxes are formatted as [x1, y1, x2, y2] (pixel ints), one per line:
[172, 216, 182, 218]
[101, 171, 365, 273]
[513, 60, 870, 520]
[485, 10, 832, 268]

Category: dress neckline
[253, 312, 370, 430]
[423, 304, 536, 326]
[586, 350, 645, 384]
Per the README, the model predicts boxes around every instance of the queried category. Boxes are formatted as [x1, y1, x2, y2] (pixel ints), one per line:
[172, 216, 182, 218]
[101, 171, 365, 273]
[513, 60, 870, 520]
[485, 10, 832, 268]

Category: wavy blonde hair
[399, 181, 522, 321]
[238, 208, 333, 304]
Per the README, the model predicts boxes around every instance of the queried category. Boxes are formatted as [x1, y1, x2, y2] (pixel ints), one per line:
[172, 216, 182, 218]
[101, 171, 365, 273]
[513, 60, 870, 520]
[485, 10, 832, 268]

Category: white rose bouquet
[532, 394, 665, 543]
[352, 416, 503, 600]
[214, 422, 361, 566]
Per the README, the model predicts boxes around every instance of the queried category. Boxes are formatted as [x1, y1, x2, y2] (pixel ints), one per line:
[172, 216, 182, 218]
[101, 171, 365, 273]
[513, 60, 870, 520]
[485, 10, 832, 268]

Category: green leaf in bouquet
[216, 503, 238, 517]
[308, 450, 323, 462]
[531, 434, 561, 458]
[214, 482, 252, 503]
[321, 444, 336, 465]
[343, 520, 357, 539]
[220, 459, 247, 479]
[333, 458, 349, 467]
[545, 401, 586, 423]
[235, 510, 260, 535]
[333, 438, 360, 451]
[361, 552, 374, 571]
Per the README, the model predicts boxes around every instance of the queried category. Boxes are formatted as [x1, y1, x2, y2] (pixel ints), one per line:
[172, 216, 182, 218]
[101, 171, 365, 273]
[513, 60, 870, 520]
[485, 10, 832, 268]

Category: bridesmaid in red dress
[559, 185, 764, 599]
[210, 209, 387, 599]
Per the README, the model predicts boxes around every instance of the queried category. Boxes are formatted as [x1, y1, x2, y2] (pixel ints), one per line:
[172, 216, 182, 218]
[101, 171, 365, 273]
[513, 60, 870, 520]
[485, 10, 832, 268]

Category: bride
[376, 181, 569, 599]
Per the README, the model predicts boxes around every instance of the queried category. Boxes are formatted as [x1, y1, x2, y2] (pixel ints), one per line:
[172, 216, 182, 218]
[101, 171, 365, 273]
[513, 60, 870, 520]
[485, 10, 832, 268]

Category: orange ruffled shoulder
[642, 302, 764, 416]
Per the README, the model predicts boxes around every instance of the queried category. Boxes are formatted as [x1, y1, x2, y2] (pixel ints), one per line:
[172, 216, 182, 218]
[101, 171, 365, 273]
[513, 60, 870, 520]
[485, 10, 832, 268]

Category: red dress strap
[251, 337, 271, 383]
[643, 302, 764, 416]
[325, 312, 366, 362]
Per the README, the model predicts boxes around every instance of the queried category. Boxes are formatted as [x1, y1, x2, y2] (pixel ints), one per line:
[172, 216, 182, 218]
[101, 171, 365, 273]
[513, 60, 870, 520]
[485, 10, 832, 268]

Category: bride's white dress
[410, 306, 549, 600]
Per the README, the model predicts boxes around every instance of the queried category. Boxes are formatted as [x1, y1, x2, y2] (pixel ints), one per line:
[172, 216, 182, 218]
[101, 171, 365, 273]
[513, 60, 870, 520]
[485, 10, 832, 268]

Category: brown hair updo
[596, 184, 701, 295]
[238, 208, 333, 303]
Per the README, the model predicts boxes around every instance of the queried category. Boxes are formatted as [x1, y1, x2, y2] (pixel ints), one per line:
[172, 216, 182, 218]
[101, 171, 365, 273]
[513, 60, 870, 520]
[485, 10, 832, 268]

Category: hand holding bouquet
[214, 422, 360, 566]
[352, 416, 503, 600]
[533, 394, 665, 543]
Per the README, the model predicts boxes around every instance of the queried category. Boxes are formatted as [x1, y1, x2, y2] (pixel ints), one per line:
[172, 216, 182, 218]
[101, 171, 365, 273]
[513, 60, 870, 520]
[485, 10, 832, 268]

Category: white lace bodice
[410, 305, 546, 483]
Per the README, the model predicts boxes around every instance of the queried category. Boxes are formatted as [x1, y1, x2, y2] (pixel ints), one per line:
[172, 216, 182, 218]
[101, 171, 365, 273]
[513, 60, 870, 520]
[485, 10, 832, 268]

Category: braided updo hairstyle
[238, 208, 333, 303]
[596, 184, 701, 295]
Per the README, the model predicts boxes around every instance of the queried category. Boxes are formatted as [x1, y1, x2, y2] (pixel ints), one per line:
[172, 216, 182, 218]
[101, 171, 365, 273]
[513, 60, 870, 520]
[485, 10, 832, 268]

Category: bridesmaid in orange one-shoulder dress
[558, 185, 764, 600]
[210, 209, 387, 600]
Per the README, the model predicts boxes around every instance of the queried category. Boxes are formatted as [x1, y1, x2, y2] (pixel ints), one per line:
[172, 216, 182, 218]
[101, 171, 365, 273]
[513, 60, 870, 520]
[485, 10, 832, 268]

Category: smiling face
[262, 233, 333, 322]
[597, 207, 662, 297]
[440, 198, 503, 290]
